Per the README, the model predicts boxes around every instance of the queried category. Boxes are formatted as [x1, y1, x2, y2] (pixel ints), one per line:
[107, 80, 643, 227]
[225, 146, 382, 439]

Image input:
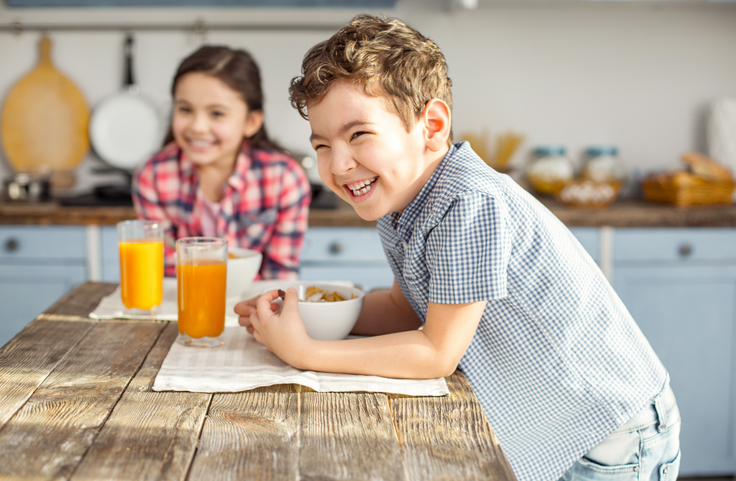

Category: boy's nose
[330, 145, 358, 175]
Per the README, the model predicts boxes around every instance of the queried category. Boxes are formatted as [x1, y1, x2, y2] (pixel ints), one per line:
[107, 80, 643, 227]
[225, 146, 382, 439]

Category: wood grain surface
[0, 282, 516, 481]
[0, 321, 163, 479]
[74, 323, 210, 481]
[299, 390, 403, 480]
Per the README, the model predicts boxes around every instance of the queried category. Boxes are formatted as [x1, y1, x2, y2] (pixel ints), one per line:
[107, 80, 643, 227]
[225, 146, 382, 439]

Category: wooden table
[0, 282, 516, 480]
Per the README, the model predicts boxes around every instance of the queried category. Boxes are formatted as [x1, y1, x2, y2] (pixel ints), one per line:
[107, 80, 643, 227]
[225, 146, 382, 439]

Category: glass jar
[525, 145, 575, 195]
[581, 146, 627, 185]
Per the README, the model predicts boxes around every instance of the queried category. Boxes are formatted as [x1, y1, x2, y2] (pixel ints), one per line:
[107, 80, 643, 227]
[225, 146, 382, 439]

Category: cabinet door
[0, 226, 88, 348]
[613, 228, 736, 476]
[0, 264, 87, 348]
[300, 265, 394, 293]
[569, 227, 600, 263]
[100, 225, 120, 282]
[300, 227, 394, 292]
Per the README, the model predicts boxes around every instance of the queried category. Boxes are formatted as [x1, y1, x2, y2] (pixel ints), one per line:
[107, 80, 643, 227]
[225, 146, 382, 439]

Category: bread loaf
[681, 151, 733, 182]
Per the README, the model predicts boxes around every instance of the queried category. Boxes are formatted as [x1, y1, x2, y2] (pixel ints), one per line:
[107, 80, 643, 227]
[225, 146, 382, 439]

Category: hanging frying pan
[0, 35, 89, 178]
[89, 33, 163, 172]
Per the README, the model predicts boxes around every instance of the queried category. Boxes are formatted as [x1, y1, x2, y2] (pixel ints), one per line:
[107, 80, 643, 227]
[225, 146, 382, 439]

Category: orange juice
[119, 240, 164, 310]
[177, 261, 227, 339]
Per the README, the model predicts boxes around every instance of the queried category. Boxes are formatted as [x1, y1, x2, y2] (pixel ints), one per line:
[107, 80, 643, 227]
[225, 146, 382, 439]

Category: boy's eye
[210, 111, 225, 118]
[351, 131, 367, 140]
[177, 106, 191, 114]
[312, 143, 329, 151]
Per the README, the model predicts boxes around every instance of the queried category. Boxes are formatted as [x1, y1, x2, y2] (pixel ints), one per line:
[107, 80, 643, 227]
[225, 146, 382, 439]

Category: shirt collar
[227, 140, 252, 191]
[392, 142, 461, 233]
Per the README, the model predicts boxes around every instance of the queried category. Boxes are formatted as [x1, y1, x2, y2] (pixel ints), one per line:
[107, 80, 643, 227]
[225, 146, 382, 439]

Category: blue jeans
[559, 383, 681, 481]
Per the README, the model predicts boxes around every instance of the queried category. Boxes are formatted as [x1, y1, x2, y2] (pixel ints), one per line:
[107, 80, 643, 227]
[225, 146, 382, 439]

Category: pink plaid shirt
[132, 141, 311, 279]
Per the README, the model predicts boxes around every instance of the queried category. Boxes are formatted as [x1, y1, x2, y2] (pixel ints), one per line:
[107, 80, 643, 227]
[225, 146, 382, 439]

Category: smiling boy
[235, 15, 680, 481]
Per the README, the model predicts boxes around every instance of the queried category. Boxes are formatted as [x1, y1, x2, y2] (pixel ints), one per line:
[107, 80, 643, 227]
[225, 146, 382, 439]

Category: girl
[133, 46, 311, 279]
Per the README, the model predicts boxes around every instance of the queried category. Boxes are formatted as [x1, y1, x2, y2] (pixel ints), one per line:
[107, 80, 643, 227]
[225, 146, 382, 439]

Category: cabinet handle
[329, 242, 342, 255]
[4, 238, 19, 253]
[678, 243, 693, 257]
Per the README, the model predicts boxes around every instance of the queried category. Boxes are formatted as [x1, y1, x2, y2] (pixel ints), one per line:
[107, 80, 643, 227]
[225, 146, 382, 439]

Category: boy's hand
[248, 288, 311, 367]
[234, 295, 259, 334]
[234, 293, 282, 334]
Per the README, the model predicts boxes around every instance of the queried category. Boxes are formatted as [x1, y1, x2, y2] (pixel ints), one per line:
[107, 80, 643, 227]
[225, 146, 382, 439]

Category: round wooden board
[1, 36, 90, 174]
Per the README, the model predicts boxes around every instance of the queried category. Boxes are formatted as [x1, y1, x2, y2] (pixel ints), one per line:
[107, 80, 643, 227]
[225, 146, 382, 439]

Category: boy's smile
[307, 80, 448, 221]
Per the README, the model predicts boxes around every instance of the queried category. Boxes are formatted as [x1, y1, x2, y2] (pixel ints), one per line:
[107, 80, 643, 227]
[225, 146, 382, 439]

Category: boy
[235, 14, 680, 480]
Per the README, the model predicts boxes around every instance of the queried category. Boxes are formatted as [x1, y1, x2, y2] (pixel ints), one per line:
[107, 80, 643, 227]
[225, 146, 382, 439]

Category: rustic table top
[0, 282, 516, 480]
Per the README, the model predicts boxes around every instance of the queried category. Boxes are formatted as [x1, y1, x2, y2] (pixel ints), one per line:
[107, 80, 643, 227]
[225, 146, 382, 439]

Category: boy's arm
[250, 288, 486, 379]
[350, 280, 423, 336]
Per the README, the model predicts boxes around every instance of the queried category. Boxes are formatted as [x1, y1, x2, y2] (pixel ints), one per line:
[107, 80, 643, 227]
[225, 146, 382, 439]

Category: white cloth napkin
[152, 326, 449, 396]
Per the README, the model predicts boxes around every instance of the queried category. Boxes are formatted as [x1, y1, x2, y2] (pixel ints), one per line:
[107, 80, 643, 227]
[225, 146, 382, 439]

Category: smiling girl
[132, 46, 311, 279]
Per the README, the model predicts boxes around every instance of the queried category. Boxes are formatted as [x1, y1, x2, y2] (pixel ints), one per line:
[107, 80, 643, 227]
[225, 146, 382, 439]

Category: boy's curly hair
[289, 14, 453, 142]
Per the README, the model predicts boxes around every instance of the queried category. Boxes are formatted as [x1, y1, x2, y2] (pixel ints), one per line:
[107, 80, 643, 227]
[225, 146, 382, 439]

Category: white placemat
[89, 279, 314, 325]
[152, 326, 449, 396]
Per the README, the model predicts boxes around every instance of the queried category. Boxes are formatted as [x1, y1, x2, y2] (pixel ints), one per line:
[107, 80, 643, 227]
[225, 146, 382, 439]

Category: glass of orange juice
[117, 220, 164, 315]
[176, 237, 227, 347]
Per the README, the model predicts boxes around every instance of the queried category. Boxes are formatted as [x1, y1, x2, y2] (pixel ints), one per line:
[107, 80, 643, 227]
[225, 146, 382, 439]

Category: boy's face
[308, 80, 444, 221]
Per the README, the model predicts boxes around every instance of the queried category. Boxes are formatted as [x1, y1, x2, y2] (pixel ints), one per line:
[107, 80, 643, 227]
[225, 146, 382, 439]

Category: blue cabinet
[612, 228, 736, 476]
[569, 227, 600, 264]
[100, 225, 120, 282]
[0, 226, 88, 348]
[300, 227, 394, 292]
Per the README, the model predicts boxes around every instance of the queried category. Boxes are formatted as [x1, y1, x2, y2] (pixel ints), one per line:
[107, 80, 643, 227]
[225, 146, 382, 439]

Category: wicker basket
[642, 176, 736, 206]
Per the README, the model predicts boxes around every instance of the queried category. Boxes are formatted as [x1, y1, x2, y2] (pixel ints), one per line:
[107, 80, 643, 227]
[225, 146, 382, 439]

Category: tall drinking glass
[117, 220, 164, 315]
[176, 237, 227, 347]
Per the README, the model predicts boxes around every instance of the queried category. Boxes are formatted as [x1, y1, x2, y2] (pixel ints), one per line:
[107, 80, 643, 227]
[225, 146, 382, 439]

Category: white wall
[1, 0, 735, 195]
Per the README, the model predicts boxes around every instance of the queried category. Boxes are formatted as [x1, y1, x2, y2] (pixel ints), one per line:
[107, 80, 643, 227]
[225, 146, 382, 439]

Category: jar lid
[534, 145, 566, 156]
[586, 145, 618, 156]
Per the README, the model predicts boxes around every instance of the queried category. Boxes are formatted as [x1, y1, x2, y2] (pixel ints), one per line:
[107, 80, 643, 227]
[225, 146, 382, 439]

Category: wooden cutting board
[1, 35, 89, 174]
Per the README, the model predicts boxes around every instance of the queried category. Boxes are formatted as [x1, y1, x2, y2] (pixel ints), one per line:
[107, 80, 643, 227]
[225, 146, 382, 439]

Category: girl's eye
[313, 143, 329, 151]
[210, 111, 225, 118]
[177, 106, 191, 114]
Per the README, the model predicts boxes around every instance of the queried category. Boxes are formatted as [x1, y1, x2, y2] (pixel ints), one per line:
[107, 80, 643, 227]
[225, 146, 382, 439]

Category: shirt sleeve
[259, 159, 311, 280]
[426, 191, 513, 304]
[131, 159, 178, 277]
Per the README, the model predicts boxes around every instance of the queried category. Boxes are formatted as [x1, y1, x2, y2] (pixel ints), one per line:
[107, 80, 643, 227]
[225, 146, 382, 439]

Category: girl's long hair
[164, 45, 284, 153]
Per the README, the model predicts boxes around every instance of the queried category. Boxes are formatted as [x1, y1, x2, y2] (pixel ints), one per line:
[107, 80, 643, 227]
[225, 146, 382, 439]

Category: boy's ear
[243, 110, 265, 138]
[422, 99, 451, 152]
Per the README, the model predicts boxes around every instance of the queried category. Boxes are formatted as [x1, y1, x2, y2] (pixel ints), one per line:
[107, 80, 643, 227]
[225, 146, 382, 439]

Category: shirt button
[663, 466, 668, 474]
[633, 466, 639, 472]
[402, 242, 408, 249]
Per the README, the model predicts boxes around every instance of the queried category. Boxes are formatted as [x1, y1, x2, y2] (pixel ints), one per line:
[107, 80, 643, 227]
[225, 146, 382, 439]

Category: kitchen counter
[2, 198, 736, 227]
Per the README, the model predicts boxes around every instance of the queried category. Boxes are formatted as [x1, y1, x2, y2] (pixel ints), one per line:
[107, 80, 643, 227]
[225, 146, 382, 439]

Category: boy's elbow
[426, 358, 458, 379]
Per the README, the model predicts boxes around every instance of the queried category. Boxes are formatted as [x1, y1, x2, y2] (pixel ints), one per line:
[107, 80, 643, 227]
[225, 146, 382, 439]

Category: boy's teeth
[349, 177, 377, 195]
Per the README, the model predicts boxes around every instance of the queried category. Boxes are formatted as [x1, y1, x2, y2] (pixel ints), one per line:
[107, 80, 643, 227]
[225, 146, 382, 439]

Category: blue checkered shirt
[377, 142, 667, 481]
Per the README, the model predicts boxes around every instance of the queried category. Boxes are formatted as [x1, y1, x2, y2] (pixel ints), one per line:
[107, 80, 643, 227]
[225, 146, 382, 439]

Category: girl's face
[172, 72, 263, 170]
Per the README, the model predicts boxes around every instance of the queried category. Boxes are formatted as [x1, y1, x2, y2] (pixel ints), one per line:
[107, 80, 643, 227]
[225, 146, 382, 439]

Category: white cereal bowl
[266, 282, 365, 341]
[226, 247, 263, 299]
